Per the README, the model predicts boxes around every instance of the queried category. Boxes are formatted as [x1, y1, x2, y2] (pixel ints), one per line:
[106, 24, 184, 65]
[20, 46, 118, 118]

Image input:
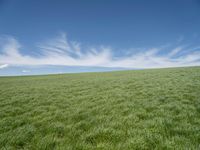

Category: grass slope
[0, 67, 200, 149]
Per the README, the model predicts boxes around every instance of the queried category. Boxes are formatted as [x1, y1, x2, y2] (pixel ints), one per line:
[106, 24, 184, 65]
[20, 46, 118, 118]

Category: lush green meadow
[0, 67, 200, 149]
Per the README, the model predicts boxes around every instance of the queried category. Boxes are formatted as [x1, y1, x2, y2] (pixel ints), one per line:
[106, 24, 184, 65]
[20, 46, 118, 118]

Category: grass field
[0, 67, 200, 149]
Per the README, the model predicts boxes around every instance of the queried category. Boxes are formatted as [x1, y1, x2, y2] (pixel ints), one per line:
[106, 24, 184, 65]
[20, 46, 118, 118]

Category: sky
[0, 0, 200, 76]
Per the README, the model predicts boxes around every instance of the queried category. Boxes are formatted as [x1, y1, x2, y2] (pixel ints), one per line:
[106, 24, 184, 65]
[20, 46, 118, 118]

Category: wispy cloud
[0, 64, 8, 69]
[0, 33, 200, 69]
[168, 47, 183, 57]
[22, 70, 30, 73]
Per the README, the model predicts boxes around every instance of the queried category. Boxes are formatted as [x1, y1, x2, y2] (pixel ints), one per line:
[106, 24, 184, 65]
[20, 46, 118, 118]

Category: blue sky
[0, 0, 200, 75]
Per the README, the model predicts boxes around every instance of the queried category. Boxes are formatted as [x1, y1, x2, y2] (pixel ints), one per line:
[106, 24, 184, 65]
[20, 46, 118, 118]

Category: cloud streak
[0, 33, 200, 69]
[22, 70, 30, 73]
[0, 64, 8, 69]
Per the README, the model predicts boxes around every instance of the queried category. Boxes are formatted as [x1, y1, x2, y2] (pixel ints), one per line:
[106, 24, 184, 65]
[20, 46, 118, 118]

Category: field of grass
[0, 67, 200, 149]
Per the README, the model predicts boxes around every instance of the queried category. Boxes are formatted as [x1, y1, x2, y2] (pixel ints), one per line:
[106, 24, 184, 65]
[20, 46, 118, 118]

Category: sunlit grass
[0, 67, 200, 149]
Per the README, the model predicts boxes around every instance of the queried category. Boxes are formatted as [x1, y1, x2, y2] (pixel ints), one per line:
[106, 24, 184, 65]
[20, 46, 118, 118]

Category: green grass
[0, 67, 200, 149]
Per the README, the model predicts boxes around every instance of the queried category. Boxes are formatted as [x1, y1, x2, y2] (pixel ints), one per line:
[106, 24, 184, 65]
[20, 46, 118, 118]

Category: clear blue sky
[0, 0, 200, 75]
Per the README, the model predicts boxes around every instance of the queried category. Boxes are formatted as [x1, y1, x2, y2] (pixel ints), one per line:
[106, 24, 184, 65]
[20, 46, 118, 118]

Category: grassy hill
[0, 67, 200, 149]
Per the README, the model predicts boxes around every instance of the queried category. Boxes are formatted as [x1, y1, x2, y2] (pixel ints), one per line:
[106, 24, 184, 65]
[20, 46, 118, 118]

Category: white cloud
[0, 33, 200, 69]
[168, 47, 183, 57]
[0, 64, 9, 69]
[22, 70, 30, 73]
